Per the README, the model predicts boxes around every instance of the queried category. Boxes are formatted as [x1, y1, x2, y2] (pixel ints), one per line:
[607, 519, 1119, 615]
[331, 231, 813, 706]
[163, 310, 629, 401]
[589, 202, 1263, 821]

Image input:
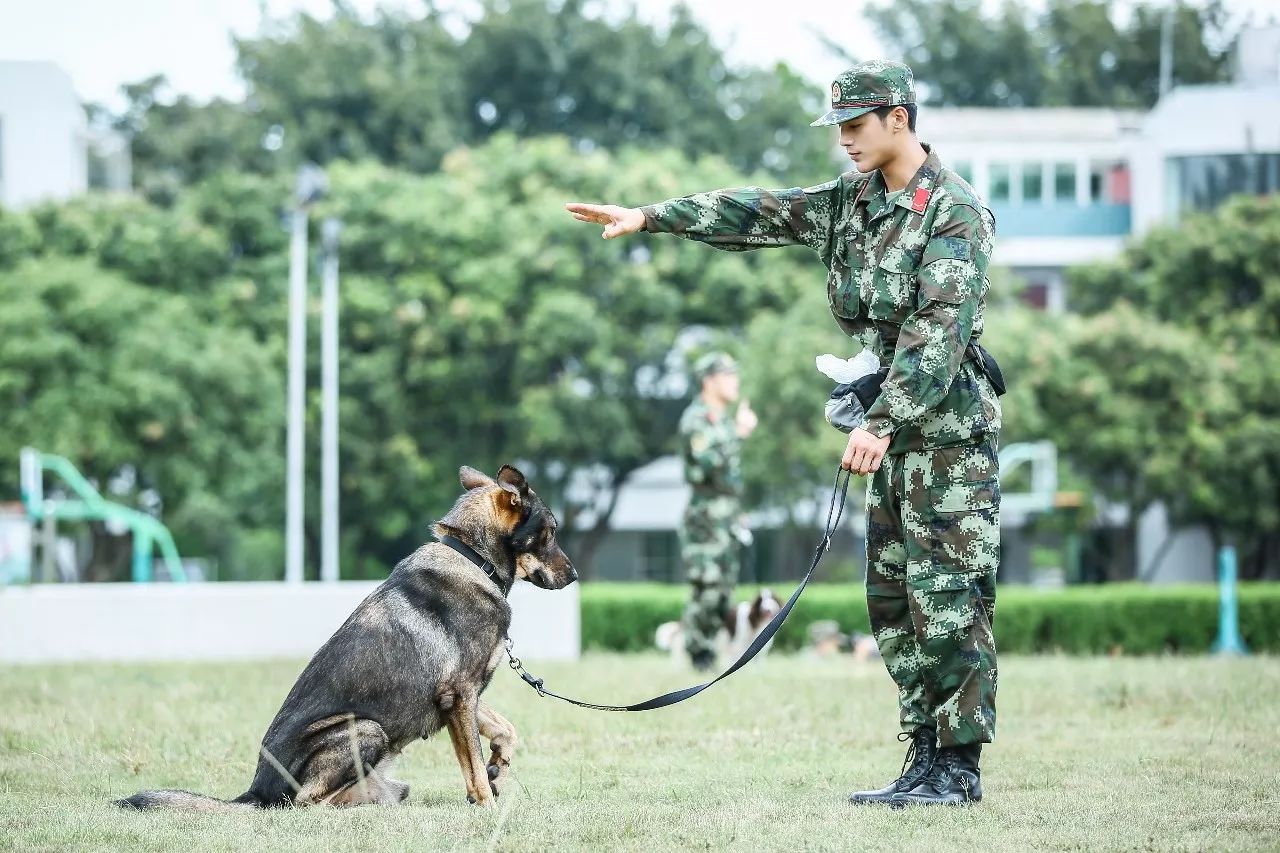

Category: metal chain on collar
[504, 636, 546, 696]
[503, 466, 852, 712]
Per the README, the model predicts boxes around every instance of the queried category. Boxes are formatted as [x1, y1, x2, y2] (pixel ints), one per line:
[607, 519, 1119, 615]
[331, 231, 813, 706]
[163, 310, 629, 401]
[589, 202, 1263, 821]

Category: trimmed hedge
[580, 582, 1280, 655]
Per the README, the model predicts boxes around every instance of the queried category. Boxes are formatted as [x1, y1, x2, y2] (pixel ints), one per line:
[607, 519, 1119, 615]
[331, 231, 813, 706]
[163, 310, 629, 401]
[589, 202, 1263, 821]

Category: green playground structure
[19, 448, 186, 583]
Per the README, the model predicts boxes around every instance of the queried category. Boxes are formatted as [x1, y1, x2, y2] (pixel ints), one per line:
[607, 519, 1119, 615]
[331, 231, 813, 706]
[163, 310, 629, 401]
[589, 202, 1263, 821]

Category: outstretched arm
[566, 178, 846, 260]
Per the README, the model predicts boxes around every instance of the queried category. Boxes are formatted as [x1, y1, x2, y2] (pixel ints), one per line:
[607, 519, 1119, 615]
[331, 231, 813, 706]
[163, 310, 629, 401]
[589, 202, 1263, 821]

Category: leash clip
[521, 672, 547, 696]
[504, 635, 547, 697]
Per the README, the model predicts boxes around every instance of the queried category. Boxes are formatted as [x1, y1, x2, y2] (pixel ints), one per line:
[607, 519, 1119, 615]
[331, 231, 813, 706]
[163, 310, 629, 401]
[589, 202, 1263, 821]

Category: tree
[1064, 195, 1280, 578]
[0, 206, 38, 269]
[866, 0, 1237, 108]
[1070, 195, 1280, 337]
[111, 0, 840, 195]
[0, 258, 284, 580]
[101, 75, 280, 201]
[3, 129, 831, 579]
[312, 135, 820, 575]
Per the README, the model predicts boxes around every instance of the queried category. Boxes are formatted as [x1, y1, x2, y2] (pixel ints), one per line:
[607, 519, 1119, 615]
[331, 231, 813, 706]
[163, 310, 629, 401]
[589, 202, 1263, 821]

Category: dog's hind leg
[477, 701, 517, 797]
[444, 691, 493, 806]
[293, 717, 398, 807]
[323, 754, 408, 807]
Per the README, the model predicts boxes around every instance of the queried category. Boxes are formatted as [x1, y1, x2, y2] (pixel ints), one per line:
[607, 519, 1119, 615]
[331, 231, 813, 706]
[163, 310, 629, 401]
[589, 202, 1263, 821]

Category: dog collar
[440, 535, 499, 583]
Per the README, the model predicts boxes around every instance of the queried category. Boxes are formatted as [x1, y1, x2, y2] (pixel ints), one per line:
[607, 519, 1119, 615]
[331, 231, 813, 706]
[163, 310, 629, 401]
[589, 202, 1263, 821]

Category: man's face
[837, 109, 903, 173]
[703, 370, 740, 404]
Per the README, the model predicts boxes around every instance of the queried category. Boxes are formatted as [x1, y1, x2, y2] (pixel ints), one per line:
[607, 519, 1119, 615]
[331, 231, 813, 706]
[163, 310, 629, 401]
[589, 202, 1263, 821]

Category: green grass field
[2, 653, 1278, 852]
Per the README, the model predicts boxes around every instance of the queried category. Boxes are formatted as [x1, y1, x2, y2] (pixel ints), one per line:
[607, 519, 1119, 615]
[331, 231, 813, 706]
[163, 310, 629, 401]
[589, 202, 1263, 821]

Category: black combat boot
[889, 743, 982, 807]
[848, 728, 937, 805]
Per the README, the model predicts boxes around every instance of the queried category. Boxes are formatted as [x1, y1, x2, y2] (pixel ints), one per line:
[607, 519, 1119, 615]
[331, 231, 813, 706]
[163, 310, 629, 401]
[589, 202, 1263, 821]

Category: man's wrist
[862, 416, 894, 440]
[639, 205, 662, 233]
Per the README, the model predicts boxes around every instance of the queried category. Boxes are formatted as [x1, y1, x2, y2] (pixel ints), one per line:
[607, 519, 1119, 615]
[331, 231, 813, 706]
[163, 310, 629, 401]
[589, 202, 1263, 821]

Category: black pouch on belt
[825, 368, 889, 434]
[968, 342, 1007, 396]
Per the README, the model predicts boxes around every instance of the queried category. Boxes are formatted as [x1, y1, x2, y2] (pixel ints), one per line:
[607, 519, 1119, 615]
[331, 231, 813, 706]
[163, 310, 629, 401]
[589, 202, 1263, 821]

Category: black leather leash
[497, 466, 853, 712]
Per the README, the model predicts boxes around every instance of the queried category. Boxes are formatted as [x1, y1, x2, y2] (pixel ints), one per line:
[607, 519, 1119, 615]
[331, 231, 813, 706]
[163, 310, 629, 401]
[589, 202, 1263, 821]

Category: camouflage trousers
[864, 435, 1000, 746]
[680, 524, 740, 663]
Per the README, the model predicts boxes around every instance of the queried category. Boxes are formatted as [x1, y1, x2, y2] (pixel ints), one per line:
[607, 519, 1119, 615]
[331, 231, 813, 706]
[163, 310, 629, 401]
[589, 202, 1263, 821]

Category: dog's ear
[496, 464, 529, 495]
[495, 480, 522, 511]
[491, 480, 523, 530]
[460, 466, 494, 491]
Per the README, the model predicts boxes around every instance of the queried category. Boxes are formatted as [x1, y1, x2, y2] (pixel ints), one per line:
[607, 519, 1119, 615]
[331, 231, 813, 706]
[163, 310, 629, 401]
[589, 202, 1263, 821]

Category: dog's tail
[115, 789, 262, 812]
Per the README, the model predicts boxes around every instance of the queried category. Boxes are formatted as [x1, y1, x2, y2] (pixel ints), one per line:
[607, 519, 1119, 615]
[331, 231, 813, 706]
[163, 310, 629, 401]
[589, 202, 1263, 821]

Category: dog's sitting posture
[655, 588, 783, 665]
[117, 465, 575, 811]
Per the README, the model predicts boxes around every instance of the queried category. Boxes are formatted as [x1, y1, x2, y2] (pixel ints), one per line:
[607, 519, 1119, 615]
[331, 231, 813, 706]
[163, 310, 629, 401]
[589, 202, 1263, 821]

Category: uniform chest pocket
[829, 235, 865, 319]
[861, 251, 919, 321]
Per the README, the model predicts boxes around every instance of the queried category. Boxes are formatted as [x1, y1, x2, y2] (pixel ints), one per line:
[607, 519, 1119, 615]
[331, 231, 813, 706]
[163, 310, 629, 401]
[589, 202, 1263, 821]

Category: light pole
[285, 163, 327, 585]
[320, 217, 342, 584]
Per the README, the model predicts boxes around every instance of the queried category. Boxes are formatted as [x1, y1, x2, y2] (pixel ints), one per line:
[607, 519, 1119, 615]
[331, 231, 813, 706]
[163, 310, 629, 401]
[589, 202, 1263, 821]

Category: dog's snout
[567, 565, 578, 583]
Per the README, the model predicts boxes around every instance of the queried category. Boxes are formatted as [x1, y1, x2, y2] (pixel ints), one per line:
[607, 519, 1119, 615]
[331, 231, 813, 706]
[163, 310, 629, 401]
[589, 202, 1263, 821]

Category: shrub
[580, 582, 1280, 655]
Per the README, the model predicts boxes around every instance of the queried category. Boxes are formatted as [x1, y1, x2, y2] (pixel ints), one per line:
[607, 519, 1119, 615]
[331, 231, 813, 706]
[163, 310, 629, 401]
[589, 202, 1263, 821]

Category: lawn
[1, 653, 1277, 851]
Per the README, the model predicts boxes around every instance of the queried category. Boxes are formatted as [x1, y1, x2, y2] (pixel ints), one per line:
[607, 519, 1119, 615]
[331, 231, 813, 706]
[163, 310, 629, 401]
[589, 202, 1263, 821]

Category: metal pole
[284, 163, 327, 585]
[320, 218, 342, 583]
[1211, 545, 1248, 655]
[285, 207, 308, 584]
[40, 500, 56, 583]
[1158, 5, 1174, 99]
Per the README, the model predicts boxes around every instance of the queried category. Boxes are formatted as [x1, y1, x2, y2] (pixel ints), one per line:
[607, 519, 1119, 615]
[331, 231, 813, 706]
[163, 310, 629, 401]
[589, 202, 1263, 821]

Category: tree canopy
[108, 0, 839, 197]
[864, 0, 1238, 108]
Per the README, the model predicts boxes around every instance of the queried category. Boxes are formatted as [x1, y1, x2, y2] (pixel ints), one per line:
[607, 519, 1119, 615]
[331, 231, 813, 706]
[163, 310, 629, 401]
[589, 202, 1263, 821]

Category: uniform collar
[860, 143, 942, 222]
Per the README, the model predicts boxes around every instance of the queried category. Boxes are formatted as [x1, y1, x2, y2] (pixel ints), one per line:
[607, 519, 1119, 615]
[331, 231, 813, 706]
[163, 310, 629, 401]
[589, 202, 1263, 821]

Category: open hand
[564, 202, 645, 239]
[842, 428, 890, 475]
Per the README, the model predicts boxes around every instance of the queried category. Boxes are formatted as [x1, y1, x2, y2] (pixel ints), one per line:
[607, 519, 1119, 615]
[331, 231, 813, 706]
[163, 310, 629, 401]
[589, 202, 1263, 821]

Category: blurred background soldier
[678, 353, 757, 672]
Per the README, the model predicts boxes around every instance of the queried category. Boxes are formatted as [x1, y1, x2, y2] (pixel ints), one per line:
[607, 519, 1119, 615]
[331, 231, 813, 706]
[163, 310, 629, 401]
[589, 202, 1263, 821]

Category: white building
[917, 25, 1280, 312]
[919, 107, 1142, 311]
[0, 61, 129, 209]
[1134, 79, 1280, 234]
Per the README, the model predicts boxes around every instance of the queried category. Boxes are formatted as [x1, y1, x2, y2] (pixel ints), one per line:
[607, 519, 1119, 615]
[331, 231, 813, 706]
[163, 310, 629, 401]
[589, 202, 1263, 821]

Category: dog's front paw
[486, 764, 501, 797]
[486, 758, 510, 797]
[466, 776, 498, 807]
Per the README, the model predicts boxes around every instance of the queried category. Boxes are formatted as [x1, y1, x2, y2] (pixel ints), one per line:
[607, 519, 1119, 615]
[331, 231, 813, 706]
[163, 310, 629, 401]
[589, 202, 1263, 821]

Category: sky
[0, 0, 1275, 110]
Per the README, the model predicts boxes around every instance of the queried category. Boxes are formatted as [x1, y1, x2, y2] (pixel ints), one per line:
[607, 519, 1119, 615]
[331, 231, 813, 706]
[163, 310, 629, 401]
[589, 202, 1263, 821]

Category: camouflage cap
[693, 352, 738, 380]
[810, 60, 916, 127]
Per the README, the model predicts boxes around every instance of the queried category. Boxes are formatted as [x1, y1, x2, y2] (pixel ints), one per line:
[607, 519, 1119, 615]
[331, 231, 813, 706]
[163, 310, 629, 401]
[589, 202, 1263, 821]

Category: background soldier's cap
[810, 60, 916, 127]
[693, 352, 738, 380]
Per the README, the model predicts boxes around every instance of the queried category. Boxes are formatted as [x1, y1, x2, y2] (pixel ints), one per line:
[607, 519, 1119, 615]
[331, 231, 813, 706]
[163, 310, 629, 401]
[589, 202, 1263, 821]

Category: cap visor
[810, 105, 877, 127]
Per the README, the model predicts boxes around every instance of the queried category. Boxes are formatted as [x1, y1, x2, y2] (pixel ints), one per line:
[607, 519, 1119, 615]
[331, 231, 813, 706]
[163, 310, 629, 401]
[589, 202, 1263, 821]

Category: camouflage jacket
[679, 397, 742, 520]
[643, 146, 1001, 455]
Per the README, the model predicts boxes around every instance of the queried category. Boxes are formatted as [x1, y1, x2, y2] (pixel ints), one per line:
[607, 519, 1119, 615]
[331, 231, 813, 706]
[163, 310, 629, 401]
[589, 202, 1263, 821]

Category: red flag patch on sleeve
[911, 187, 930, 213]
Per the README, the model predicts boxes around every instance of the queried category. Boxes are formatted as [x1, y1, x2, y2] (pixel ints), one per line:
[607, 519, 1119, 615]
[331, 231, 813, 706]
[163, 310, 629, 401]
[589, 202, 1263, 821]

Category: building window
[1053, 162, 1075, 202]
[1022, 162, 1044, 204]
[1166, 153, 1280, 218]
[641, 530, 678, 582]
[1021, 282, 1049, 310]
[990, 163, 1011, 202]
[953, 161, 973, 184]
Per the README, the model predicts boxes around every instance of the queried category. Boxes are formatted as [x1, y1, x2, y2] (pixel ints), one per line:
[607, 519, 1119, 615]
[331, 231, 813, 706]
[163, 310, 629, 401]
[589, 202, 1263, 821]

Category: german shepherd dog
[117, 464, 575, 811]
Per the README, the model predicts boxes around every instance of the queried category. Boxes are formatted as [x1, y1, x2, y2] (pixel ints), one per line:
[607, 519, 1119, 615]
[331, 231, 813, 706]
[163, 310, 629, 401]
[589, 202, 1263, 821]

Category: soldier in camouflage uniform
[566, 61, 1000, 807]
[678, 353, 757, 672]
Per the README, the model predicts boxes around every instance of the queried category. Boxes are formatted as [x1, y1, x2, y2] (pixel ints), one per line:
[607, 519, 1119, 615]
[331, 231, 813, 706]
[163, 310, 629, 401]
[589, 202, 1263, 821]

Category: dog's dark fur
[116, 464, 575, 811]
